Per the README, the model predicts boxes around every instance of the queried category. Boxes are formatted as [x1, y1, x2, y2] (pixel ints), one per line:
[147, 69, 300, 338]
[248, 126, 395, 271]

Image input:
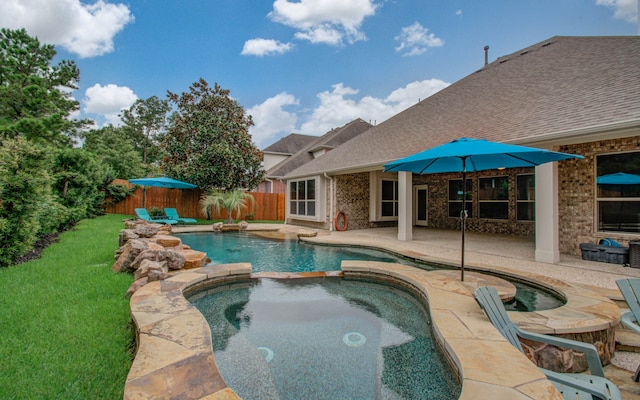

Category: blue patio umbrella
[384, 137, 583, 281]
[597, 172, 640, 185]
[128, 176, 197, 207]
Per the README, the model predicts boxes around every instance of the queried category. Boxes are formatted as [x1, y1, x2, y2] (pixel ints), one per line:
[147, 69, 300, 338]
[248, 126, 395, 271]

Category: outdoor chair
[134, 208, 177, 225]
[615, 278, 640, 381]
[474, 286, 622, 400]
[164, 208, 197, 224]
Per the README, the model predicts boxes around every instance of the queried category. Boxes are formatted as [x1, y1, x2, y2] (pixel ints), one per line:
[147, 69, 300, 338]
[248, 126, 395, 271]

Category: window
[596, 152, 640, 233]
[369, 172, 399, 221]
[478, 176, 509, 219]
[448, 179, 473, 218]
[381, 180, 398, 217]
[289, 179, 316, 217]
[516, 174, 535, 221]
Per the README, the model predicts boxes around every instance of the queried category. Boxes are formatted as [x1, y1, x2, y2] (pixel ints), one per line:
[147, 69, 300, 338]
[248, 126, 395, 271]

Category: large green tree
[162, 79, 264, 190]
[120, 96, 170, 171]
[83, 125, 145, 179]
[51, 148, 114, 222]
[0, 28, 90, 147]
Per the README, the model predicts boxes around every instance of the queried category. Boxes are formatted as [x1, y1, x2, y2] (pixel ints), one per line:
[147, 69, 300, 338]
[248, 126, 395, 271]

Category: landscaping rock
[130, 249, 186, 271]
[119, 229, 139, 247]
[116, 219, 206, 295]
[212, 222, 223, 232]
[152, 235, 182, 248]
[135, 224, 161, 238]
[112, 239, 149, 273]
[522, 338, 591, 373]
[158, 224, 172, 235]
[164, 250, 187, 270]
[124, 220, 138, 229]
[133, 259, 168, 281]
[180, 250, 210, 269]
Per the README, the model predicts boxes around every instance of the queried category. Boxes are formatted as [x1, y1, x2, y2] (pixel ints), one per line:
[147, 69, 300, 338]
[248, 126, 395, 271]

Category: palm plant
[199, 190, 255, 224]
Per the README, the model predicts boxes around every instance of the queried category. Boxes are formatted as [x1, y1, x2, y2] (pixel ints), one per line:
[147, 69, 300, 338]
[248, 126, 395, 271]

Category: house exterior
[255, 133, 317, 193]
[256, 119, 373, 193]
[282, 36, 640, 263]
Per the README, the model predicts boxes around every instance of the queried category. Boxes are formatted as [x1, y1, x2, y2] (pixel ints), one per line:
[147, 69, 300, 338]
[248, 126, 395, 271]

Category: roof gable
[267, 119, 373, 178]
[262, 133, 317, 155]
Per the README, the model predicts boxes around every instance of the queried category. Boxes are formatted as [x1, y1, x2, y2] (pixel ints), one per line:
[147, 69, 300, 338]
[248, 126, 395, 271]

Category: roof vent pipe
[484, 45, 490, 66]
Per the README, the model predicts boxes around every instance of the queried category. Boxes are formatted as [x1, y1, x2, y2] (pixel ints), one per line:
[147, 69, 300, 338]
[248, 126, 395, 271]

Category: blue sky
[0, 0, 638, 149]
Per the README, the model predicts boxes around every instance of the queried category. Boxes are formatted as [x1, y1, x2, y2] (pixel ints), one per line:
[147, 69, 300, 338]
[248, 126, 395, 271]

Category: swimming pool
[178, 231, 565, 311]
[188, 277, 462, 400]
[178, 231, 410, 273]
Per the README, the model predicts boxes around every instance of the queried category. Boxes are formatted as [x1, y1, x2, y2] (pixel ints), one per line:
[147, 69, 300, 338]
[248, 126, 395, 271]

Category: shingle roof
[267, 118, 373, 178]
[262, 133, 317, 155]
[285, 36, 640, 178]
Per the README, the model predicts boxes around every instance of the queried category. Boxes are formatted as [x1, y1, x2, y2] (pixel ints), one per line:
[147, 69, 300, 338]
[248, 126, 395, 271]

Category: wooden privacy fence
[105, 179, 285, 221]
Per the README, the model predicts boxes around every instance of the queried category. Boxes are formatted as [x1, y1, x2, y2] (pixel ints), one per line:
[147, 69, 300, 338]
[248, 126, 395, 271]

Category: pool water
[179, 231, 408, 273]
[178, 232, 564, 311]
[188, 278, 462, 400]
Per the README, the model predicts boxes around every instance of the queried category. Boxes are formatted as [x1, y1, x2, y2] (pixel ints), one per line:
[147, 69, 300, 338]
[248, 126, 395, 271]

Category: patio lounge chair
[474, 286, 622, 400]
[134, 208, 177, 225]
[164, 208, 197, 224]
[615, 278, 640, 381]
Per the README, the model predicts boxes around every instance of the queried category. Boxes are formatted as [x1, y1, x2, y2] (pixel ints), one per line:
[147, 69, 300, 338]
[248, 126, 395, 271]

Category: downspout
[324, 173, 334, 231]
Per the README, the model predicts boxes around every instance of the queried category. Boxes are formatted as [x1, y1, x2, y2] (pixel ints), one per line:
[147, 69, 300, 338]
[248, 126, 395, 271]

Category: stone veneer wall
[412, 169, 535, 236]
[558, 136, 640, 256]
[335, 173, 397, 230]
[333, 171, 535, 236]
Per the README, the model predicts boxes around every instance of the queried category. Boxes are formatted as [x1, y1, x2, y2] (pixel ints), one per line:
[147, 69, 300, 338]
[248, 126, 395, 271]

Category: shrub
[0, 138, 52, 267]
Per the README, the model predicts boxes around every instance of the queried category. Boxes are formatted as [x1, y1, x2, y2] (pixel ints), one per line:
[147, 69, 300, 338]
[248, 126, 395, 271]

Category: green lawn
[0, 214, 134, 400]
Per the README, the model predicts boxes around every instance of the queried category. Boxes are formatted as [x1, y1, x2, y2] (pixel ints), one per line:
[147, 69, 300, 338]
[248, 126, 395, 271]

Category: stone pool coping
[125, 261, 590, 400]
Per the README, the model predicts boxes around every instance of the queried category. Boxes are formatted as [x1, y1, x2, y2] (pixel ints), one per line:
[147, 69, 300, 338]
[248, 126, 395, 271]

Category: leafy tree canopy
[83, 125, 145, 179]
[0, 28, 90, 147]
[162, 79, 264, 191]
[51, 148, 114, 222]
[120, 96, 170, 170]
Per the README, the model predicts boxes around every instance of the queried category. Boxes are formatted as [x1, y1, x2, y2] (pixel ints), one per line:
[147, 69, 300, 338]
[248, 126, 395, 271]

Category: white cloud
[248, 93, 299, 148]
[250, 79, 450, 147]
[596, 0, 638, 22]
[395, 22, 443, 57]
[242, 38, 294, 56]
[299, 80, 449, 135]
[83, 83, 138, 126]
[268, 0, 379, 45]
[0, 0, 133, 58]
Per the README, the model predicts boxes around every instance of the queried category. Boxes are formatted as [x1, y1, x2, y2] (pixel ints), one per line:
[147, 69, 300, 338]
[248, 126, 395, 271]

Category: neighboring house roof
[285, 36, 640, 178]
[262, 133, 318, 156]
[267, 118, 373, 179]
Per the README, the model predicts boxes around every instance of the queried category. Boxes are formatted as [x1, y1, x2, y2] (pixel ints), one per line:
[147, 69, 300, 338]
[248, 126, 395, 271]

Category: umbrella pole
[460, 159, 467, 281]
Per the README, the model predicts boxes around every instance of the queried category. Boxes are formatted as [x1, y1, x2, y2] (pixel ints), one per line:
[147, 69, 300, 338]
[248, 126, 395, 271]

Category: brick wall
[412, 171, 535, 236]
[332, 170, 535, 235]
[558, 137, 640, 255]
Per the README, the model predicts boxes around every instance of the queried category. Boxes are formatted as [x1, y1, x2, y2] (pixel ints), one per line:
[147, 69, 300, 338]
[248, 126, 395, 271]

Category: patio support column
[535, 162, 560, 263]
[398, 171, 413, 241]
